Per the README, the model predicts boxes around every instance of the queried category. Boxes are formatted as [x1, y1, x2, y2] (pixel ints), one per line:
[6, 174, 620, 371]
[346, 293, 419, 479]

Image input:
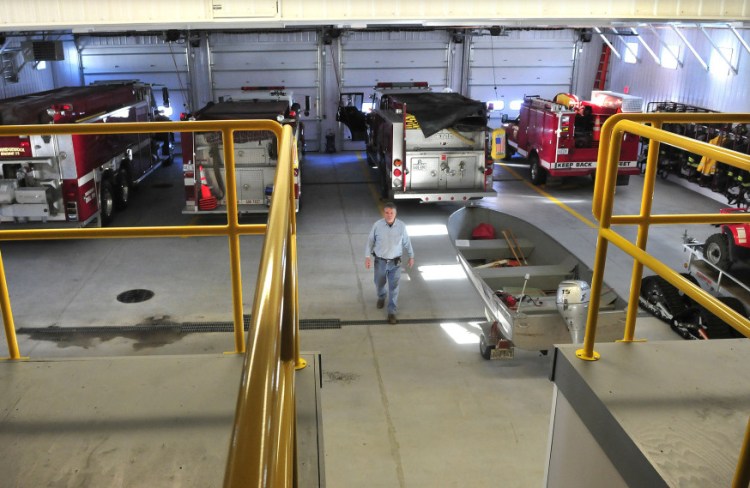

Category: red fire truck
[181, 87, 303, 215]
[504, 91, 642, 186]
[0, 81, 173, 226]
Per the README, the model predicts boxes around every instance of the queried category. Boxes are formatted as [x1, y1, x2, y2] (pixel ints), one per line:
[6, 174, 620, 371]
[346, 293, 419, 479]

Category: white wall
[608, 26, 750, 112]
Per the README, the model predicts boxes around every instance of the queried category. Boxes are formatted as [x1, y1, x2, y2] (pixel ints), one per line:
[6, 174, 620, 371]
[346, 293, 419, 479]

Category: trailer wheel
[114, 165, 132, 210]
[529, 153, 547, 185]
[100, 179, 115, 226]
[705, 233, 732, 271]
[479, 333, 493, 360]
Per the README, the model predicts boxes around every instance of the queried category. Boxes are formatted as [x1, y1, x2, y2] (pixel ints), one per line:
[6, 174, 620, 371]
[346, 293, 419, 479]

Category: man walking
[365, 202, 414, 324]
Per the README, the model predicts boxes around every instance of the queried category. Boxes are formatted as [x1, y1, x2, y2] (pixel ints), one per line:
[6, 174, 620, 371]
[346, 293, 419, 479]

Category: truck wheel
[615, 174, 630, 186]
[705, 233, 732, 271]
[529, 154, 547, 185]
[114, 166, 132, 210]
[479, 333, 493, 360]
[100, 179, 115, 226]
[162, 136, 174, 166]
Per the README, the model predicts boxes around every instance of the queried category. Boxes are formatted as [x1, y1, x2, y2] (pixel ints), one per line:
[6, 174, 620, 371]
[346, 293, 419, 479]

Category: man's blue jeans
[374, 258, 401, 314]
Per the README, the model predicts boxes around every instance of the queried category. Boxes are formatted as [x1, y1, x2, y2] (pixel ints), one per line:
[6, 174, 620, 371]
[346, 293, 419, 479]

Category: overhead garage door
[78, 35, 190, 119]
[209, 32, 321, 151]
[338, 30, 451, 149]
[468, 29, 575, 125]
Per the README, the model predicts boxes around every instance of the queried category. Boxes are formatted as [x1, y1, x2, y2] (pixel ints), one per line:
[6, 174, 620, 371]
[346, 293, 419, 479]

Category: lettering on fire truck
[0, 147, 24, 156]
[554, 162, 595, 168]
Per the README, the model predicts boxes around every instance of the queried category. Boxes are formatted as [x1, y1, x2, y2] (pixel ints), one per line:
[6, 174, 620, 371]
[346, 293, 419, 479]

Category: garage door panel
[343, 48, 447, 70]
[82, 52, 187, 74]
[211, 49, 318, 70]
[470, 67, 572, 85]
[471, 47, 573, 67]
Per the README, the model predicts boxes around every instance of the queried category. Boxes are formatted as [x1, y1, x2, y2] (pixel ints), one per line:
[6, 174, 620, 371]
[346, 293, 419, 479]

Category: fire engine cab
[0, 81, 173, 226]
[505, 90, 643, 186]
[181, 87, 303, 215]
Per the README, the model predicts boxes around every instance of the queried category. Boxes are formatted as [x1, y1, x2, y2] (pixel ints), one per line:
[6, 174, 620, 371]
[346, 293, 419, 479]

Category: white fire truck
[181, 87, 303, 215]
[0, 81, 173, 226]
[364, 82, 494, 203]
[504, 91, 643, 186]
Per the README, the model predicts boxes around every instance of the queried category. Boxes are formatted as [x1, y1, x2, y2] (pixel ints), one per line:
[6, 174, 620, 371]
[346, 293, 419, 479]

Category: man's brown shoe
[377, 298, 385, 309]
[388, 314, 397, 324]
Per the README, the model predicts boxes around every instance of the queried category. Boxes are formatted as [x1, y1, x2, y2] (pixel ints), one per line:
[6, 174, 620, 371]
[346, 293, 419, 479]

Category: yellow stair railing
[582, 112, 750, 487]
[0, 119, 304, 487]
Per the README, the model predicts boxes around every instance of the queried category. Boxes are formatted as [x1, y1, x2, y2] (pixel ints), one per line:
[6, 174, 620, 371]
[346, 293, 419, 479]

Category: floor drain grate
[116, 289, 155, 304]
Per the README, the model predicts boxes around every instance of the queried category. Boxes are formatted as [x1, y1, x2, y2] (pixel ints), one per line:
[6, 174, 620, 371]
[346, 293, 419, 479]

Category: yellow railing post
[0, 249, 20, 360]
[222, 127, 246, 354]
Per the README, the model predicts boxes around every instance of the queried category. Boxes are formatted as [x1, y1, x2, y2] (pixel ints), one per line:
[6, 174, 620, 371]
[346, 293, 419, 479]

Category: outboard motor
[556, 280, 591, 344]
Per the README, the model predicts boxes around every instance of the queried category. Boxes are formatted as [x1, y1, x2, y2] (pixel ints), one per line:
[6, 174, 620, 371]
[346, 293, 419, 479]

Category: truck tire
[615, 174, 630, 186]
[114, 165, 132, 210]
[529, 153, 547, 185]
[705, 233, 732, 271]
[100, 179, 115, 226]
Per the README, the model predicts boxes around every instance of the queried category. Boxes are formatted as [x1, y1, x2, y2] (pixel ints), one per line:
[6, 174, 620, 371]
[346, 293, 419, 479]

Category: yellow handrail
[0, 119, 302, 487]
[582, 112, 750, 486]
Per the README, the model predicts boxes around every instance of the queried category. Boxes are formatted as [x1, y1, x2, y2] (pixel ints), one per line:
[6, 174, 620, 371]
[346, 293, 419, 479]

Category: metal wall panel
[608, 26, 750, 112]
[0, 38, 55, 99]
[209, 31, 321, 151]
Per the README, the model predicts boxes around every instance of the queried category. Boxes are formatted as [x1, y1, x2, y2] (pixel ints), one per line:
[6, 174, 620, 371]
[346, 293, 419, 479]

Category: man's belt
[374, 255, 402, 266]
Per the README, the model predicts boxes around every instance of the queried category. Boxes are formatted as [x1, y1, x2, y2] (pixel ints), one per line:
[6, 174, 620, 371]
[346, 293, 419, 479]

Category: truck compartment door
[405, 155, 440, 190]
[444, 154, 483, 189]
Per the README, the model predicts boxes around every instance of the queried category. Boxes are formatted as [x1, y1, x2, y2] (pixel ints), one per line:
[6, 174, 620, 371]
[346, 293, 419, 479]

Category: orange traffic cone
[198, 165, 218, 210]
[593, 115, 601, 141]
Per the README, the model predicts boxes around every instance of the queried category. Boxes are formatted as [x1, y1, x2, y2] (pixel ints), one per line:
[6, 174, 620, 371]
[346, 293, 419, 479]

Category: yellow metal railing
[0, 119, 304, 487]
[582, 112, 750, 487]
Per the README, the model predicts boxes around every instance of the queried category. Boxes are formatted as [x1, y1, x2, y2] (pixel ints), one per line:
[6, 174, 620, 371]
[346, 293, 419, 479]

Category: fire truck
[364, 82, 494, 202]
[0, 81, 174, 226]
[504, 91, 643, 186]
[181, 87, 303, 215]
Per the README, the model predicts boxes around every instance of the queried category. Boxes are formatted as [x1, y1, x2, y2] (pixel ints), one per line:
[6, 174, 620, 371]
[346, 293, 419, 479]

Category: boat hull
[448, 206, 626, 351]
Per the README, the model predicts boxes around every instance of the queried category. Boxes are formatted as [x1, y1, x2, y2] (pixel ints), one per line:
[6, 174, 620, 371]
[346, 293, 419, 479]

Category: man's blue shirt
[365, 218, 414, 260]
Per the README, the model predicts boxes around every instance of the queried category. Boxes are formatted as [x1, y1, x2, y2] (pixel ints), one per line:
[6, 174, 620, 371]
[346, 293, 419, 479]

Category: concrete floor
[0, 151, 733, 487]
